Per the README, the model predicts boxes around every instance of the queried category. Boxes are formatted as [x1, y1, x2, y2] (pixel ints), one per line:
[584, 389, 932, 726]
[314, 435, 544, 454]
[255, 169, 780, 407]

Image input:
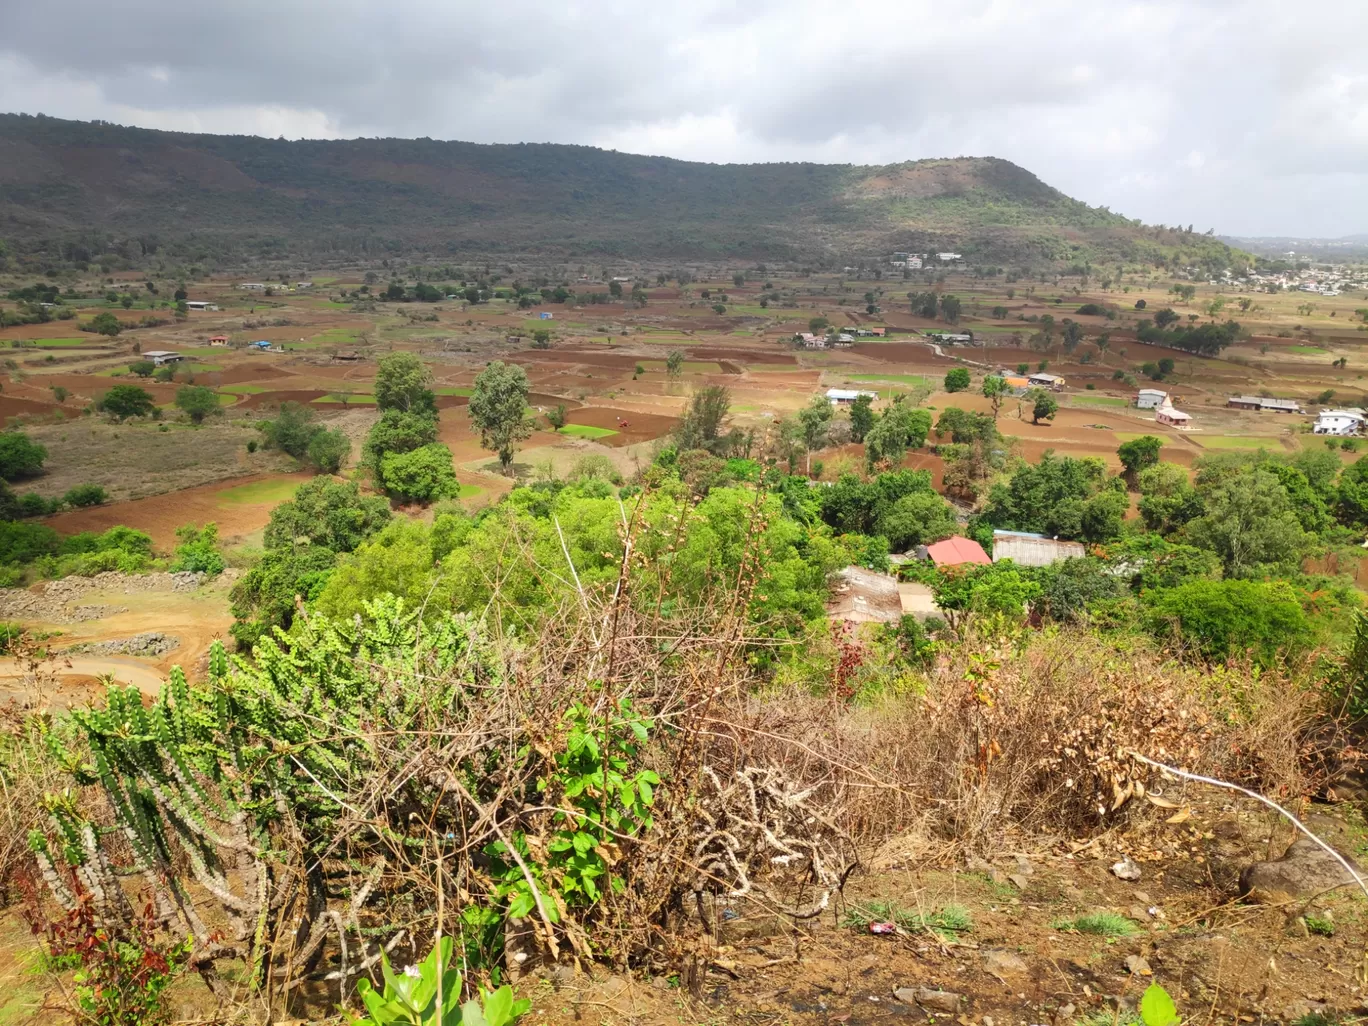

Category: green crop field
[28, 337, 91, 348]
[1287, 346, 1330, 355]
[1070, 394, 1128, 407]
[436, 386, 473, 396]
[216, 478, 303, 506]
[312, 393, 378, 404]
[186, 363, 225, 373]
[559, 423, 619, 440]
[219, 384, 269, 395]
[641, 360, 720, 373]
[1199, 435, 1284, 451]
[846, 373, 931, 386]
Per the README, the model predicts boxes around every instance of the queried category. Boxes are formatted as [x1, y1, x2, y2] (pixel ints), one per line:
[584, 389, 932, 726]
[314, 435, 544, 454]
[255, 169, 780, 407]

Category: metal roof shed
[991, 530, 1085, 567]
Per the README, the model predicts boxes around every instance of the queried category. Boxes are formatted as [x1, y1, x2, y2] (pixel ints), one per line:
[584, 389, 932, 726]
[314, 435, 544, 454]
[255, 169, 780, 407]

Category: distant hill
[1221, 234, 1368, 262]
[0, 113, 1244, 269]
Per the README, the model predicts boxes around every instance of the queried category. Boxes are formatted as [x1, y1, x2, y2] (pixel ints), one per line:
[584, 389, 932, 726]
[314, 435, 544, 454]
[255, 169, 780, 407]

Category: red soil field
[44, 472, 315, 547]
[566, 407, 678, 446]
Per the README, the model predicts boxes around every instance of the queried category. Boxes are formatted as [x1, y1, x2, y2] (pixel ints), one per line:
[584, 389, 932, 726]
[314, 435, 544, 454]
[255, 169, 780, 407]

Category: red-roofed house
[924, 536, 991, 567]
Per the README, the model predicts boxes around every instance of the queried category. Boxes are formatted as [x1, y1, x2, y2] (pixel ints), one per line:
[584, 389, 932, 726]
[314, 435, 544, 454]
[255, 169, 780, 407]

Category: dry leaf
[1165, 807, 1192, 825]
[1145, 793, 1180, 809]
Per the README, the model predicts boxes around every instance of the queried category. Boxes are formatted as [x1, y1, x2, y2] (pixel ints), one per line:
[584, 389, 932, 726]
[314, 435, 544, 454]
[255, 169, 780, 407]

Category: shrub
[1144, 578, 1311, 666]
[62, 484, 107, 507]
[0, 432, 47, 480]
[96, 385, 155, 421]
[171, 522, 224, 576]
[174, 384, 221, 424]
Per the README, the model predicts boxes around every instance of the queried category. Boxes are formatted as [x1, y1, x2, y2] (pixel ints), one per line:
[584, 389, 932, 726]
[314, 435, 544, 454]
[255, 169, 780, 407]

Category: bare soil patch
[566, 406, 678, 445]
[44, 471, 314, 546]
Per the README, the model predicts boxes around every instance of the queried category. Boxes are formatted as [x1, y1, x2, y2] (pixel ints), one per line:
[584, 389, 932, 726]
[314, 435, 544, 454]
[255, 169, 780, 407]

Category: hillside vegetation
[0, 112, 1243, 268]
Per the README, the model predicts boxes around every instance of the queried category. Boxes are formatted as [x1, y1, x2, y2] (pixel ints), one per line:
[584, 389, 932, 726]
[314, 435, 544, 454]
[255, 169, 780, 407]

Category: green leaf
[1140, 983, 1180, 1026]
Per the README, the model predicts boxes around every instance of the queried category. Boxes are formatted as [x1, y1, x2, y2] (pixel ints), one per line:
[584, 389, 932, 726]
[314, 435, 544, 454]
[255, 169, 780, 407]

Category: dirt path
[0, 655, 165, 694]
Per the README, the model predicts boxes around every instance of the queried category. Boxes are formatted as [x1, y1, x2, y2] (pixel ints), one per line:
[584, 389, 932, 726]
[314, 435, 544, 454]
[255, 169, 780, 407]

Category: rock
[893, 988, 919, 1004]
[1133, 891, 1151, 904]
[1015, 857, 1036, 877]
[1111, 857, 1142, 881]
[1211, 819, 1243, 841]
[1282, 999, 1328, 1022]
[914, 989, 963, 1014]
[1124, 955, 1152, 977]
[66, 631, 179, 657]
[1055, 1003, 1076, 1025]
[983, 949, 1029, 975]
[1239, 838, 1363, 902]
[1008, 873, 1031, 890]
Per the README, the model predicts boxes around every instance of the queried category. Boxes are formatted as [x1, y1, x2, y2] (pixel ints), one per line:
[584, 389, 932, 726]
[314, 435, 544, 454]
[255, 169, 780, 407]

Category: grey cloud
[0, 0, 1365, 235]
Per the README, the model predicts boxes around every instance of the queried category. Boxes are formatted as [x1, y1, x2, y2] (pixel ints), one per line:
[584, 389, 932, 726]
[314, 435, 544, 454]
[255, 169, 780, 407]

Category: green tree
[0, 432, 46, 480]
[260, 401, 319, 459]
[1118, 435, 1163, 480]
[1137, 463, 1203, 533]
[50, 386, 69, 404]
[1028, 388, 1059, 424]
[307, 427, 351, 473]
[174, 385, 221, 425]
[1338, 455, 1368, 525]
[380, 443, 460, 504]
[87, 312, 122, 336]
[530, 328, 552, 349]
[675, 385, 732, 453]
[864, 399, 931, 471]
[796, 394, 834, 474]
[876, 490, 958, 551]
[932, 562, 1041, 633]
[315, 518, 454, 621]
[981, 375, 1010, 419]
[546, 404, 568, 431]
[939, 294, 962, 323]
[468, 361, 533, 472]
[363, 409, 439, 487]
[129, 360, 155, 377]
[981, 451, 1121, 541]
[1035, 557, 1123, 623]
[808, 316, 829, 335]
[1061, 320, 1084, 352]
[263, 477, 391, 553]
[374, 351, 437, 415]
[944, 367, 971, 392]
[848, 394, 875, 442]
[229, 546, 337, 648]
[1144, 578, 1311, 666]
[96, 385, 155, 421]
[1185, 467, 1310, 577]
[665, 350, 685, 378]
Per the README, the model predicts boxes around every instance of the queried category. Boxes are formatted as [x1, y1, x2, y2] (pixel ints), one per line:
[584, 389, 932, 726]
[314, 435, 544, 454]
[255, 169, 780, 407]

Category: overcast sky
[1, 0, 1364, 238]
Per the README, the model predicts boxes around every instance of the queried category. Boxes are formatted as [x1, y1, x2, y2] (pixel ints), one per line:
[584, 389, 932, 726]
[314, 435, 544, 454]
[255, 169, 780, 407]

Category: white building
[1313, 409, 1367, 435]
[936, 252, 962, 262]
[1136, 388, 1168, 410]
[825, 388, 877, 405]
[143, 350, 184, 366]
[1028, 371, 1065, 390]
[184, 301, 218, 311]
[1155, 400, 1192, 430]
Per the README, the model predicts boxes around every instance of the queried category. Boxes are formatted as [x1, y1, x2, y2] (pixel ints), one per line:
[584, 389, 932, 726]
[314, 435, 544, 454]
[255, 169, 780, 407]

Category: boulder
[1239, 838, 1363, 902]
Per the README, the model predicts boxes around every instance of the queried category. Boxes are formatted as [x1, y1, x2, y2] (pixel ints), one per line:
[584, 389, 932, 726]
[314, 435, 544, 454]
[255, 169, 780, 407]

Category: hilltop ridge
[0, 113, 1242, 269]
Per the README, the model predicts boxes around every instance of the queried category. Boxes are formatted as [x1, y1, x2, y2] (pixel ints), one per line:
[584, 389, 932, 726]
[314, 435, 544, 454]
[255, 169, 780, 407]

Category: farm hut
[991, 530, 1084, 568]
[249, 340, 272, 350]
[184, 301, 218, 311]
[333, 351, 361, 361]
[1259, 398, 1303, 414]
[1002, 375, 1031, 395]
[825, 566, 903, 624]
[923, 535, 991, 568]
[1155, 402, 1193, 430]
[1136, 388, 1168, 409]
[825, 388, 878, 405]
[1313, 409, 1367, 435]
[208, 334, 229, 346]
[506, 335, 525, 345]
[1028, 371, 1065, 390]
[143, 350, 184, 366]
[1227, 396, 1266, 411]
[538, 312, 554, 320]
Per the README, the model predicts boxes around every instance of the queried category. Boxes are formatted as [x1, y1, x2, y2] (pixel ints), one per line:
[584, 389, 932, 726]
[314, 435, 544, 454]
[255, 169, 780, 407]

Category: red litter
[869, 922, 897, 935]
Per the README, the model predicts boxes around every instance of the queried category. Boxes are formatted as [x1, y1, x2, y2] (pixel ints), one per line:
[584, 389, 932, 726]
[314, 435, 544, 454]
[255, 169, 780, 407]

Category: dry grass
[21, 416, 292, 502]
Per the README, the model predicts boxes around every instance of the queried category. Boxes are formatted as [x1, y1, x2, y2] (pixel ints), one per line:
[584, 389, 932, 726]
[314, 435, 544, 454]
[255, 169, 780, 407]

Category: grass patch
[1304, 914, 1336, 937]
[312, 393, 379, 405]
[28, 337, 92, 348]
[841, 900, 973, 941]
[1199, 435, 1283, 451]
[1076, 1011, 1142, 1026]
[186, 363, 226, 373]
[847, 373, 931, 386]
[1070, 394, 1128, 407]
[219, 384, 270, 395]
[1051, 912, 1138, 937]
[1288, 345, 1330, 355]
[436, 386, 473, 396]
[216, 478, 303, 506]
[641, 360, 721, 373]
[454, 483, 482, 499]
[559, 423, 619, 440]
